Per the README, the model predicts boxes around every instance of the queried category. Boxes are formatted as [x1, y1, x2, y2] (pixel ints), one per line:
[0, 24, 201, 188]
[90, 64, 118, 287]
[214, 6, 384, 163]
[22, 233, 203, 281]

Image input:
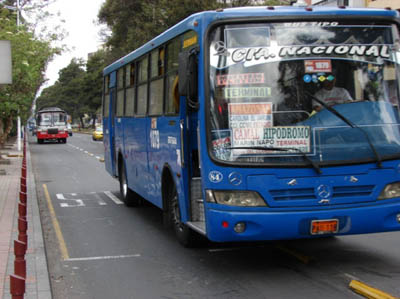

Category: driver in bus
[312, 72, 353, 112]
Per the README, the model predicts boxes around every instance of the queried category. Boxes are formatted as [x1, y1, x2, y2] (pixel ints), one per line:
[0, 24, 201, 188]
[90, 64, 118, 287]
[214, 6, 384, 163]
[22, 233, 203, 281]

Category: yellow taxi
[92, 126, 103, 141]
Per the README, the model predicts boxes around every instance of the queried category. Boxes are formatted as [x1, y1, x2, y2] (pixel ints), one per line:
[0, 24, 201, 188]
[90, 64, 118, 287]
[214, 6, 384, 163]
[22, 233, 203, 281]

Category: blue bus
[103, 6, 400, 246]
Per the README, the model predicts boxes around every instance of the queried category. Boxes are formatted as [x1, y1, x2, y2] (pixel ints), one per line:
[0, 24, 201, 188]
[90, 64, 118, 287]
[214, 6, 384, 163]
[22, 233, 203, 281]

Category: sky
[41, 0, 107, 88]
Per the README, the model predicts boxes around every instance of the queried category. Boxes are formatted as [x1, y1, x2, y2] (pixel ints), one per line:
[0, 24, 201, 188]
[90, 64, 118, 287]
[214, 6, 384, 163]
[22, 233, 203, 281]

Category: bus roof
[103, 6, 400, 75]
[37, 107, 66, 113]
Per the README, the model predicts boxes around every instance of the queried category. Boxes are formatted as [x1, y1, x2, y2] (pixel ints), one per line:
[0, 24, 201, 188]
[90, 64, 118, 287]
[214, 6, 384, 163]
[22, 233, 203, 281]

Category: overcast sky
[42, 0, 106, 88]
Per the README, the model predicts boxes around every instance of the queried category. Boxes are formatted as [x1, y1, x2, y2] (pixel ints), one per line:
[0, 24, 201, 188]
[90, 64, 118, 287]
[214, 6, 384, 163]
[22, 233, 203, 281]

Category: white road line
[66, 254, 141, 262]
[60, 199, 85, 208]
[56, 193, 65, 200]
[93, 193, 107, 206]
[104, 191, 124, 205]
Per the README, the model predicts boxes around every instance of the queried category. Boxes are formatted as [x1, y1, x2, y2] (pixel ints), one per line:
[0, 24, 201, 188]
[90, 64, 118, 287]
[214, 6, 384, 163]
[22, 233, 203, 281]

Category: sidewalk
[0, 138, 51, 298]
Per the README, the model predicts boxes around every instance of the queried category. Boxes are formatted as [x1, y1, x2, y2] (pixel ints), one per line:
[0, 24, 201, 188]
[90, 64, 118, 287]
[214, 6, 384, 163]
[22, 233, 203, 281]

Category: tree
[36, 52, 109, 129]
[98, 0, 222, 59]
[82, 50, 108, 127]
[0, 5, 59, 145]
[36, 58, 86, 125]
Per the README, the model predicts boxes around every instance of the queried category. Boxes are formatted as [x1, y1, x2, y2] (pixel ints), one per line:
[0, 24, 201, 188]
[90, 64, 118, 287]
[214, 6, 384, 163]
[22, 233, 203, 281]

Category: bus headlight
[378, 182, 400, 200]
[206, 190, 267, 207]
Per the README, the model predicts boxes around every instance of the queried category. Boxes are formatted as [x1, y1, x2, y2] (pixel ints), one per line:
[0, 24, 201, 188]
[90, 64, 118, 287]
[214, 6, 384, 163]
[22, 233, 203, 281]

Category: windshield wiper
[228, 146, 322, 175]
[305, 91, 382, 168]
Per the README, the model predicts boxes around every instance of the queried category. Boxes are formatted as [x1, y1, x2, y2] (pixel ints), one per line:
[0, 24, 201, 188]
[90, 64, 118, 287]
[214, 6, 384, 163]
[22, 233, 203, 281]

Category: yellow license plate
[311, 219, 338, 235]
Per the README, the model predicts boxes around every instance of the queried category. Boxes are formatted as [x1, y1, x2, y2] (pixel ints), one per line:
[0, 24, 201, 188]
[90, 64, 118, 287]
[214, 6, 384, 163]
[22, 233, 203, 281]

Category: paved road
[30, 133, 400, 299]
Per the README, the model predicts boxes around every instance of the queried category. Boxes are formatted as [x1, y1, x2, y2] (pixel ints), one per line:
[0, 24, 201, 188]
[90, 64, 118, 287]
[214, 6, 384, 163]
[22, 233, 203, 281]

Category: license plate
[311, 219, 338, 235]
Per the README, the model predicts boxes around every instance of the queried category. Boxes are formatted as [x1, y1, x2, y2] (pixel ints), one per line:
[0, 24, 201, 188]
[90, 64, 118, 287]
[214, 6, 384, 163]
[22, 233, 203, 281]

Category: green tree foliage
[36, 51, 108, 128]
[36, 0, 291, 132]
[98, 0, 222, 58]
[36, 59, 85, 123]
[98, 0, 289, 60]
[0, 4, 58, 144]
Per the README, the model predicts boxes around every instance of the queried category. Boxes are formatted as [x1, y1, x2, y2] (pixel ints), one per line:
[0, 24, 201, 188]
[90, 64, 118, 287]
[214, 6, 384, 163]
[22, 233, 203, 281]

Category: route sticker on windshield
[216, 73, 264, 86]
[216, 87, 271, 99]
[228, 101, 310, 155]
[304, 60, 332, 73]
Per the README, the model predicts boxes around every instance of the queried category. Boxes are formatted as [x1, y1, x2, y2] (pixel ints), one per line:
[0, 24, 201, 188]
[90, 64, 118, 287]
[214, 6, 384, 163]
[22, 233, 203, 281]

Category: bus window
[165, 38, 180, 114]
[149, 48, 164, 115]
[116, 68, 125, 117]
[103, 75, 110, 117]
[137, 56, 148, 115]
[125, 63, 135, 117]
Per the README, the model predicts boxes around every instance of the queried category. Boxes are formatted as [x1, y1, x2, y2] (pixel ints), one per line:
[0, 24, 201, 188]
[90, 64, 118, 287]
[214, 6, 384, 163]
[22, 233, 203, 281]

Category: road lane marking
[93, 192, 107, 206]
[65, 254, 141, 262]
[43, 184, 70, 261]
[349, 280, 398, 299]
[60, 199, 85, 208]
[56, 193, 65, 200]
[104, 191, 124, 205]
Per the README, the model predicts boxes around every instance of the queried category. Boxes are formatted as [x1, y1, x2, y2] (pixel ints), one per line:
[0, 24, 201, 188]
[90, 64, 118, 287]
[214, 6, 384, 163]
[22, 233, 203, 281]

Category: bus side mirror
[178, 48, 199, 110]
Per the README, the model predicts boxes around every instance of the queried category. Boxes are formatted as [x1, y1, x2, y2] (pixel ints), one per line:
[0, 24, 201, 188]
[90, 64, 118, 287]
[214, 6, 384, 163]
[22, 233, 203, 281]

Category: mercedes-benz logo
[228, 172, 242, 186]
[214, 41, 230, 56]
[317, 184, 331, 199]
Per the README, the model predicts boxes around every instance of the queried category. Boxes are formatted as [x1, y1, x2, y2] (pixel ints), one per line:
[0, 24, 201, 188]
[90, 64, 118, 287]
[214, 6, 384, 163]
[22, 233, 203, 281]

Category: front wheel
[119, 161, 142, 207]
[169, 183, 201, 247]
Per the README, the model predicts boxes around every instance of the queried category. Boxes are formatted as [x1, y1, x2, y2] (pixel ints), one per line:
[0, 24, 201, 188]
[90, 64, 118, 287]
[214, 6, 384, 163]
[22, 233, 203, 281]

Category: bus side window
[125, 63, 135, 117]
[149, 47, 164, 115]
[137, 56, 148, 116]
[103, 75, 110, 118]
[116, 68, 125, 117]
[165, 38, 180, 114]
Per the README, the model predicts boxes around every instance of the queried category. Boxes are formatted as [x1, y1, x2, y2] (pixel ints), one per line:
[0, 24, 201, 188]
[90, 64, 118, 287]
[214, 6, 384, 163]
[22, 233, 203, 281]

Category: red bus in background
[36, 107, 69, 144]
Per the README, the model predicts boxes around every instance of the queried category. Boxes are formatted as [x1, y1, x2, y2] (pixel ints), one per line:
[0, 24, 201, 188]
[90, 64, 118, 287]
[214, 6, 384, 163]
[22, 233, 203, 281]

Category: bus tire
[118, 161, 142, 207]
[169, 183, 200, 247]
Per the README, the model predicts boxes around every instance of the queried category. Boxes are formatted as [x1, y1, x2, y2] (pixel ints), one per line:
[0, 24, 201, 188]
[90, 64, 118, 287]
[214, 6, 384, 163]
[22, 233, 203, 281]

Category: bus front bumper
[205, 202, 400, 242]
[37, 132, 68, 140]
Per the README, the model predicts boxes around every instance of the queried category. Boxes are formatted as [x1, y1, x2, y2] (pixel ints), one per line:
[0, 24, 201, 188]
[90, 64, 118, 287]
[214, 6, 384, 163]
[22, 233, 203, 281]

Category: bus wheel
[118, 161, 142, 207]
[170, 183, 199, 247]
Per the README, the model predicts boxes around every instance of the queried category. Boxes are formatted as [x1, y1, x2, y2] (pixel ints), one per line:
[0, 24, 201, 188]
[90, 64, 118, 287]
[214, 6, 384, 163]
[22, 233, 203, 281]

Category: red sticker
[304, 60, 332, 73]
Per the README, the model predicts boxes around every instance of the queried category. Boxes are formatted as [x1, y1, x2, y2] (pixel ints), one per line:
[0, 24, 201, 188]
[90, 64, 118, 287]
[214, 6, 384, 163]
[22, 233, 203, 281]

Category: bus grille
[47, 128, 58, 134]
[270, 185, 375, 201]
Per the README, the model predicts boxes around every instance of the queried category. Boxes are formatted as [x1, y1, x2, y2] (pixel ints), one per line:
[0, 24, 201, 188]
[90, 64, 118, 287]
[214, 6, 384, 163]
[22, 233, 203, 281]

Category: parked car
[92, 126, 103, 141]
[67, 123, 73, 136]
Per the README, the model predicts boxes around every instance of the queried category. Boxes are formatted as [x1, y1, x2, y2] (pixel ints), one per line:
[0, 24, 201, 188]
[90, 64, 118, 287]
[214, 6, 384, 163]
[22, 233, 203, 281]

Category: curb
[349, 280, 398, 299]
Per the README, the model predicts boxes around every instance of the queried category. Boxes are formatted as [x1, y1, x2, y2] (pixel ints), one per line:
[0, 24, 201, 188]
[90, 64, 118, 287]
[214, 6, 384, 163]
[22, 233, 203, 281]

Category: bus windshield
[208, 22, 400, 166]
[38, 112, 67, 126]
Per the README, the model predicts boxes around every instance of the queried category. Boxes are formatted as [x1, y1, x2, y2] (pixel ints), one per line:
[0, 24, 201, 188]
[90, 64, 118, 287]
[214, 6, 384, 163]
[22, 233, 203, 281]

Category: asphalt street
[30, 133, 400, 299]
